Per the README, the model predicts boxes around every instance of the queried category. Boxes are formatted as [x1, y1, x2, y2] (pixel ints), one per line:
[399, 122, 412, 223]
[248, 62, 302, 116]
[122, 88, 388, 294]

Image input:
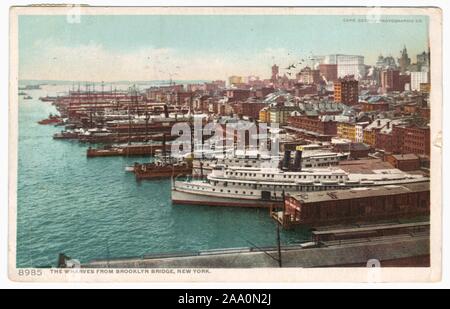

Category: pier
[87, 144, 172, 158]
[62, 222, 429, 268]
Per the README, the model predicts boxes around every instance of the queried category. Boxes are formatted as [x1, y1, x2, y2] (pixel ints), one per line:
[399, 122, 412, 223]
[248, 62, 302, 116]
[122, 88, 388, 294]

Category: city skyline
[19, 15, 430, 82]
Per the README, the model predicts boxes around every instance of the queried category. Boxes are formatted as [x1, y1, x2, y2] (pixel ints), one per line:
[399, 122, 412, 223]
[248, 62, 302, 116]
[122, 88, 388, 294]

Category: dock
[87, 144, 172, 158]
[74, 233, 429, 268]
[59, 221, 429, 268]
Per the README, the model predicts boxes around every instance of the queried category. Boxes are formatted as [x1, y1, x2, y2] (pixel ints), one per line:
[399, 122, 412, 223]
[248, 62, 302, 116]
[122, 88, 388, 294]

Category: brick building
[399, 74, 411, 91]
[418, 107, 430, 121]
[360, 97, 390, 112]
[176, 91, 194, 106]
[319, 64, 338, 82]
[235, 102, 269, 120]
[281, 182, 429, 227]
[225, 89, 252, 102]
[381, 69, 401, 93]
[333, 142, 370, 159]
[386, 154, 421, 171]
[392, 125, 430, 156]
[287, 115, 338, 136]
[297, 67, 321, 85]
[255, 87, 275, 99]
[334, 78, 359, 105]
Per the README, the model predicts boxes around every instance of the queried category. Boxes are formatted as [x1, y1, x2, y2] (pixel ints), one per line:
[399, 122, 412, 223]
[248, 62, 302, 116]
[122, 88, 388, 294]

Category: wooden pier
[87, 144, 172, 158]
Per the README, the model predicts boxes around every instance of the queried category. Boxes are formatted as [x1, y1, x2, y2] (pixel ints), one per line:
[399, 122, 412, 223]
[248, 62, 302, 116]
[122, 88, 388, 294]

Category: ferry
[172, 150, 429, 208]
[192, 150, 349, 176]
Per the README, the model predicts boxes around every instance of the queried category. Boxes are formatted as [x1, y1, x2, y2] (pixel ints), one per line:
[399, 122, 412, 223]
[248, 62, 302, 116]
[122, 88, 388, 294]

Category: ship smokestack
[293, 149, 303, 171]
[282, 150, 291, 171]
[163, 104, 169, 118]
[162, 133, 167, 160]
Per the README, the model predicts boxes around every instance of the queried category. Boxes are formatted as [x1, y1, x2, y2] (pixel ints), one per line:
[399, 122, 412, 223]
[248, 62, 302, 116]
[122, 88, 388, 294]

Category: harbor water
[16, 84, 310, 268]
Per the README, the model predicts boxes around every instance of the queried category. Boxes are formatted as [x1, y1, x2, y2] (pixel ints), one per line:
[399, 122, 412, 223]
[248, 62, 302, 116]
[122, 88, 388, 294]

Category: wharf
[79, 134, 177, 144]
[87, 144, 172, 157]
[64, 222, 430, 268]
[78, 232, 429, 268]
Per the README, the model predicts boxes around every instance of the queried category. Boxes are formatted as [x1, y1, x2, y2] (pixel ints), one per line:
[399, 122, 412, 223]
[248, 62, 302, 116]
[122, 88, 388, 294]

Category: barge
[134, 161, 192, 180]
[86, 143, 172, 158]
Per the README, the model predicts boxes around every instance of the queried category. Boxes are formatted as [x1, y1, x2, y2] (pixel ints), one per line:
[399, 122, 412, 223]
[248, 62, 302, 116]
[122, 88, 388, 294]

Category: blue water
[17, 85, 310, 268]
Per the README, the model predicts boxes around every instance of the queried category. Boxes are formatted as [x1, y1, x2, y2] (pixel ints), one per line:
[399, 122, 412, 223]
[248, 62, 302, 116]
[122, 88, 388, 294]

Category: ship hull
[172, 189, 280, 208]
[172, 178, 430, 209]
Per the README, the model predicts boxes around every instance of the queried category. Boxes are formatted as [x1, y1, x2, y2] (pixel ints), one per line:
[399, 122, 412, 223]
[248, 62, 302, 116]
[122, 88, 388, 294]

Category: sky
[18, 14, 430, 82]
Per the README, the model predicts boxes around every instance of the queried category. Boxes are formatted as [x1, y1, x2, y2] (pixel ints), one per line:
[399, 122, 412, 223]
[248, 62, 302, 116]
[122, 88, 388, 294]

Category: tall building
[326, 54, 366, 80]
[417, 51, 430, 72]
[375, 54, 397, 70]
[399, 74, 411, 92]
[398, 46, 411, 74]
[309, 54, 365, 80]
[297, 67, 321, 84]
[411, 71, 429, 91]
[228, 75, 243, 86]
[319, 64, 338, 82]
[334, 78, 359, 105]
[381, 69, 401, 93]
[271, 64, 279, 82]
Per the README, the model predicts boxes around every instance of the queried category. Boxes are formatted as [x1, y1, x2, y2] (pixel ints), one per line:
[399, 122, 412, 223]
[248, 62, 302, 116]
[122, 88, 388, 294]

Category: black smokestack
[293, 149, 303, 171]
[282, 150, 291, 171]
[163, 104, 169, 118]
[162, 133, 167, 159]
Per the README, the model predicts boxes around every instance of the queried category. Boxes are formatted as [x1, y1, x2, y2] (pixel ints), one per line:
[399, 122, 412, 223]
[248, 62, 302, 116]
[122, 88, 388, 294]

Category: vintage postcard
[8, 6, 442, 283]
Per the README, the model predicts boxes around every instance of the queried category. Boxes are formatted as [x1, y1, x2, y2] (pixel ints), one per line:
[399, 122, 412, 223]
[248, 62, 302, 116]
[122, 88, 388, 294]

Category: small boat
[134, 160, 192, 180]
[125, 166, 136, 172]
[23, 95, 33, 100]
[19, 84, 41, 90]
[39, 95, 58, 102]
[38, 114, 62, 125]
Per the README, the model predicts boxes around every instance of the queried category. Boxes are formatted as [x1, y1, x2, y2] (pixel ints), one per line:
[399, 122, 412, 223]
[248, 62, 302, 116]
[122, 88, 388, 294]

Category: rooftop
[289, 182, 429, 204]
[391, 154, 420, 161]
[339, 159, 396, 173]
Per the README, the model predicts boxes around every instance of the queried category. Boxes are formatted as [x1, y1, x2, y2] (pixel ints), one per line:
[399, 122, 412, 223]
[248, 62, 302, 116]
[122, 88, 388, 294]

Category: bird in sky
[285, 64, 296, 70]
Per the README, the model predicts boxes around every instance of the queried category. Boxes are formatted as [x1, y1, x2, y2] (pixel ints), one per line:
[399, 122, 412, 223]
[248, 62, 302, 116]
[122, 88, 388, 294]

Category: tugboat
[38, 114, 62, 125]
[134, 159, 192, 180]
[39, 95, 58, 102]
[133, 145, 193, 180]
[53, 129, 80, 140]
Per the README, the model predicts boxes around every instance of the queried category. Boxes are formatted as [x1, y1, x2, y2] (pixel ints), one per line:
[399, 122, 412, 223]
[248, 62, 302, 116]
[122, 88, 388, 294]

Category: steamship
[192, 149, 349, 176]
[172, 149, 429, 208]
